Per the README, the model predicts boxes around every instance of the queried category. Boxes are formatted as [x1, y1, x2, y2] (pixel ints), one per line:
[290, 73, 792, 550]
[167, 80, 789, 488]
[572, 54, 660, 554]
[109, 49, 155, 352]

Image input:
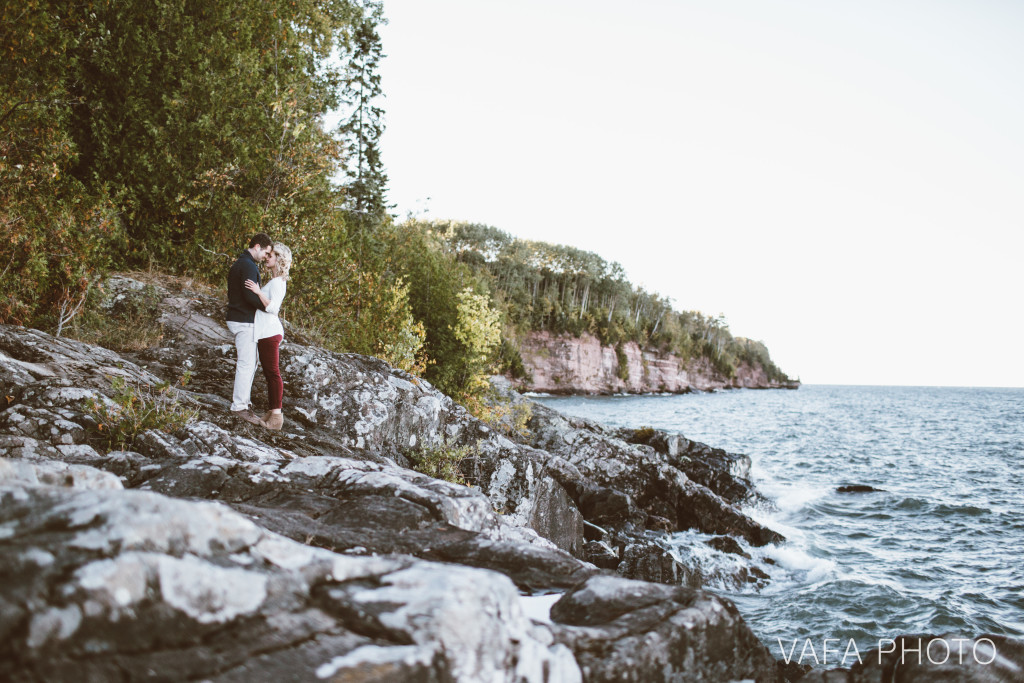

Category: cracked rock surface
[0, 276, 796, 682]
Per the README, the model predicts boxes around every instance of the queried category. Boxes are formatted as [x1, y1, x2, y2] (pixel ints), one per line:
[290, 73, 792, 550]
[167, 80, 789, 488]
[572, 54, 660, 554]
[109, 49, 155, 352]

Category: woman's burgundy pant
[257, 334, 283, 410]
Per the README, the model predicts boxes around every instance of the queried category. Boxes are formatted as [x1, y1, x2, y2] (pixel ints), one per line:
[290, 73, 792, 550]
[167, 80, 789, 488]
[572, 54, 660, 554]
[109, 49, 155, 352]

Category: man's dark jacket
[226, 250, 266, 323]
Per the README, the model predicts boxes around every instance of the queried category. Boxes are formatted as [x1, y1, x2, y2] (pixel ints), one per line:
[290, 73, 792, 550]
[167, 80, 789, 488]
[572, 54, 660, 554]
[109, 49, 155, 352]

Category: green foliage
[472, 392, 532, 440]
[729, 337, 792, 384]
[409, 444, 472, 486]
[383, 221, 498, 399]
[495, 337, 530, 380]
[0, 1, 124, 328]
[59, 0, 365, 265]
[632, 426, 657, 443]
[83, 376, 199, 452]
[452, 287, 502, 396]
[337, 5, 389, 220]
[2, 0, 428, 371]
[439, 221, 792, 383]
[1, 0, 385, 329]
[289, 241, 428, 375]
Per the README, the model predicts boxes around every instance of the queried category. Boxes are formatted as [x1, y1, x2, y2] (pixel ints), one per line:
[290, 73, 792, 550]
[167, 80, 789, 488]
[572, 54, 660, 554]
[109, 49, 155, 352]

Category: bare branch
[55, 286, 90, 338]
[197, 244, 232, 261]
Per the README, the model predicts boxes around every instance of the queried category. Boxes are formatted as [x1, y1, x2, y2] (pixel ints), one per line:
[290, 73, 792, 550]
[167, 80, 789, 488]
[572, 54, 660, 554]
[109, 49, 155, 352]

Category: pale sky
[373, 0, 1024, 387]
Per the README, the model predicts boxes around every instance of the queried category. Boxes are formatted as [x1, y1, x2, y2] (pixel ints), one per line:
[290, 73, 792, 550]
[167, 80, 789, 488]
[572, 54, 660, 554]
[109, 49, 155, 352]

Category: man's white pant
[227, 321, 257, 412]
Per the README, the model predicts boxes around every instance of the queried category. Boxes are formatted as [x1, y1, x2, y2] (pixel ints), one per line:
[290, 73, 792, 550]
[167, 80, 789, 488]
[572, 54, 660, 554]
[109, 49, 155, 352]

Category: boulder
[526, 400, 783, 548]
[549, 575, 779, 682]
[0, 482, 579, 682]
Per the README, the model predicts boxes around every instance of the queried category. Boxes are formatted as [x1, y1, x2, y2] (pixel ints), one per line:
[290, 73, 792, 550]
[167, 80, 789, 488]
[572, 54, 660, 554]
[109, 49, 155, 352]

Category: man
[226, 233, 273, 424]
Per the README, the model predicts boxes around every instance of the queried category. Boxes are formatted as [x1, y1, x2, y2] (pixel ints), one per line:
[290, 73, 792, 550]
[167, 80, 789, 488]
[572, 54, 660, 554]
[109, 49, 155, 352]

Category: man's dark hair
[249, 233, 273, 249]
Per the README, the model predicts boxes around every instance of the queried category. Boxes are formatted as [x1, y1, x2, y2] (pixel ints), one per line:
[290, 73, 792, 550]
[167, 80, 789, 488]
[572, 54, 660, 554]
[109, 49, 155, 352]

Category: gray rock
[0, 277, 823, 681]
[525, 400, 783, 548]
[0, 484, 580, 682]
[616, 538, 700, 588]
[549, 575, 778, 682]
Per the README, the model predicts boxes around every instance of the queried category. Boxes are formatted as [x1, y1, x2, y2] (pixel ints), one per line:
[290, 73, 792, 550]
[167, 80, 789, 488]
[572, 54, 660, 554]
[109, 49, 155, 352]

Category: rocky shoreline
[0, 276, 1013, 682]
[514, 331, 799, 395]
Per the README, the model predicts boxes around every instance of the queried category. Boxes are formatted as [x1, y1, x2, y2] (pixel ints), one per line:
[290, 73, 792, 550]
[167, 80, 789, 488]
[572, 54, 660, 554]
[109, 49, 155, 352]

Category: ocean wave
[542, 385, 1024, 650]
[760, 544, 837, 585]
[893, 497, 991, 517]
[663, 530, 763, 592]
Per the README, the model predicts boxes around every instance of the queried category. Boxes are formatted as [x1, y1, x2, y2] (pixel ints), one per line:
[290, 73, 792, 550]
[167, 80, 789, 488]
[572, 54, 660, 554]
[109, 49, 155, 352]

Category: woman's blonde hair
[272, 243, 293, 281]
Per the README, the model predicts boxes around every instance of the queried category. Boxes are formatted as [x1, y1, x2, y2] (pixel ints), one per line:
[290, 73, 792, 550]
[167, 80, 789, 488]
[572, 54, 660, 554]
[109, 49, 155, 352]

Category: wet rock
[835, 484, 884, 494]
[778, 659, 813, 682]
[616, 539, 699, 588]
[549, 575, 778, 682]
[584, 541, 620, 570]
[526, 400, 782, 548]
[529, 474, 586, 559]
[706, 535, 751, 559]
[617, 425, 761, 506]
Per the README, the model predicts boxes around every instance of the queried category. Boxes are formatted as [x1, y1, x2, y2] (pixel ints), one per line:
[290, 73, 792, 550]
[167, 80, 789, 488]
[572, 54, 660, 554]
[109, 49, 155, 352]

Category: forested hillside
[437, 221, 792, 385]
[1, 0, 790, 413]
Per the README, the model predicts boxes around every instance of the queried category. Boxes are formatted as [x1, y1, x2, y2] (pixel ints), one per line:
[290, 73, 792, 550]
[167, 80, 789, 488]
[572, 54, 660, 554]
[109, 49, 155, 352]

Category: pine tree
[338, 2, 389, 222]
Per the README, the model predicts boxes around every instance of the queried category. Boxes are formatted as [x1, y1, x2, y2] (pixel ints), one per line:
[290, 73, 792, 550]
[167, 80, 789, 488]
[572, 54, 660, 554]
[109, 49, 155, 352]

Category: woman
[244, 242, 292, 430]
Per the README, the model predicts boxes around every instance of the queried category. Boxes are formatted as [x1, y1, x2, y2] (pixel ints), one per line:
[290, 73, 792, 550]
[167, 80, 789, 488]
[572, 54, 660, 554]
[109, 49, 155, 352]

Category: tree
[337, 2, 389, 222]
[1, 1, 122, 326]
[54, 0, 361, 264]
[451, 287, 502, 396]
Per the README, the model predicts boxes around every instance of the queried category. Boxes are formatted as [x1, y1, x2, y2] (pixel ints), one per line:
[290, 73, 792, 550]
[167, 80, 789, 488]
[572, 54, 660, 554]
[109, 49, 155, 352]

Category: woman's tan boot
[260, 412, 284, 430]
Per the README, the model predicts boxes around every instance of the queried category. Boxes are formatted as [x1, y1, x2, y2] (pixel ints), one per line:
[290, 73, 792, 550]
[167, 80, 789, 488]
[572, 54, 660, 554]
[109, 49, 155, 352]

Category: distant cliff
[512, 331, 799, 394]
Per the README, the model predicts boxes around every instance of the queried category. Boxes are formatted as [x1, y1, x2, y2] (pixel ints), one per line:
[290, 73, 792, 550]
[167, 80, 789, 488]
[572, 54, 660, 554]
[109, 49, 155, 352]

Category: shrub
[495, 336, 530, 381]
[632, 426, 657, 443]
[83, 375, 198, 452]
[0, 1, 124, 329]
[409, 444, 473, 486]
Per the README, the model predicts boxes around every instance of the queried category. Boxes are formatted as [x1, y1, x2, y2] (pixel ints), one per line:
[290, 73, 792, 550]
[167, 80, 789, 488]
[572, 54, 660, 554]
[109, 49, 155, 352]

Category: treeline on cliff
[422, 221, 792, 384]
[1, 0, 789, 408]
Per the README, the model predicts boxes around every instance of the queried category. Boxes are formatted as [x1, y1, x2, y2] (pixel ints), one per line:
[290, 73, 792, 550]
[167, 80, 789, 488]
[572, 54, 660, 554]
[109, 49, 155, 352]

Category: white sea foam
[757, 479, 830, 513]
[664, 530, 768, 592]
[746, 509, 807, 544]
[759, 544, 836, 585]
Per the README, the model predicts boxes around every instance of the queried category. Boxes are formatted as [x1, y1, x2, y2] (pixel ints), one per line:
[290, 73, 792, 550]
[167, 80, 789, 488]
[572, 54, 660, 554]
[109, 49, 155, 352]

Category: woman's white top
[253, 276, 286, 341]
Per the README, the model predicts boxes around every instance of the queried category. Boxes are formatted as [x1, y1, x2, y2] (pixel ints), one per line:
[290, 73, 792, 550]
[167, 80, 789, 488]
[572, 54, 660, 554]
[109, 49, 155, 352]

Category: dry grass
[63, 275, 165, 352]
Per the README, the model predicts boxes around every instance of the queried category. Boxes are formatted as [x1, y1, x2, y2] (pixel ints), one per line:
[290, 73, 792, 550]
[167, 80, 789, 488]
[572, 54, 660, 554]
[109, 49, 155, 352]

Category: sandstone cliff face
[515, 331, 797, 394]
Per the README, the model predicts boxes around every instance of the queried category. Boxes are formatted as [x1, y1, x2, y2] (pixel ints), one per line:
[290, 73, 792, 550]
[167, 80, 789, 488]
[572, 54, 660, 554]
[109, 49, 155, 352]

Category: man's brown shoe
[232, 408, 262, 425]
[260, 412, 284, 430]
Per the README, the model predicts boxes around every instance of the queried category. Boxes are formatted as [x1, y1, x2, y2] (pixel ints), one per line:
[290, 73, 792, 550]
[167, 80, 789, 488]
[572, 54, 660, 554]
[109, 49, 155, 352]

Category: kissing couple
[225, 233, 295, 430]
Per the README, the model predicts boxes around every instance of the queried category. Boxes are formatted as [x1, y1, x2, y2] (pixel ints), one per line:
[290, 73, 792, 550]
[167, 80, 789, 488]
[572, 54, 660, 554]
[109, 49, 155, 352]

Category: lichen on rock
[0, 276, 919, 682]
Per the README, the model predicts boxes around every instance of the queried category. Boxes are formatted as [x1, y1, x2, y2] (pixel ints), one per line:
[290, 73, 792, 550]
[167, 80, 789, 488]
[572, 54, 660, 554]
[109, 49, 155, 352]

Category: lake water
[535, 385, 1024, 657]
